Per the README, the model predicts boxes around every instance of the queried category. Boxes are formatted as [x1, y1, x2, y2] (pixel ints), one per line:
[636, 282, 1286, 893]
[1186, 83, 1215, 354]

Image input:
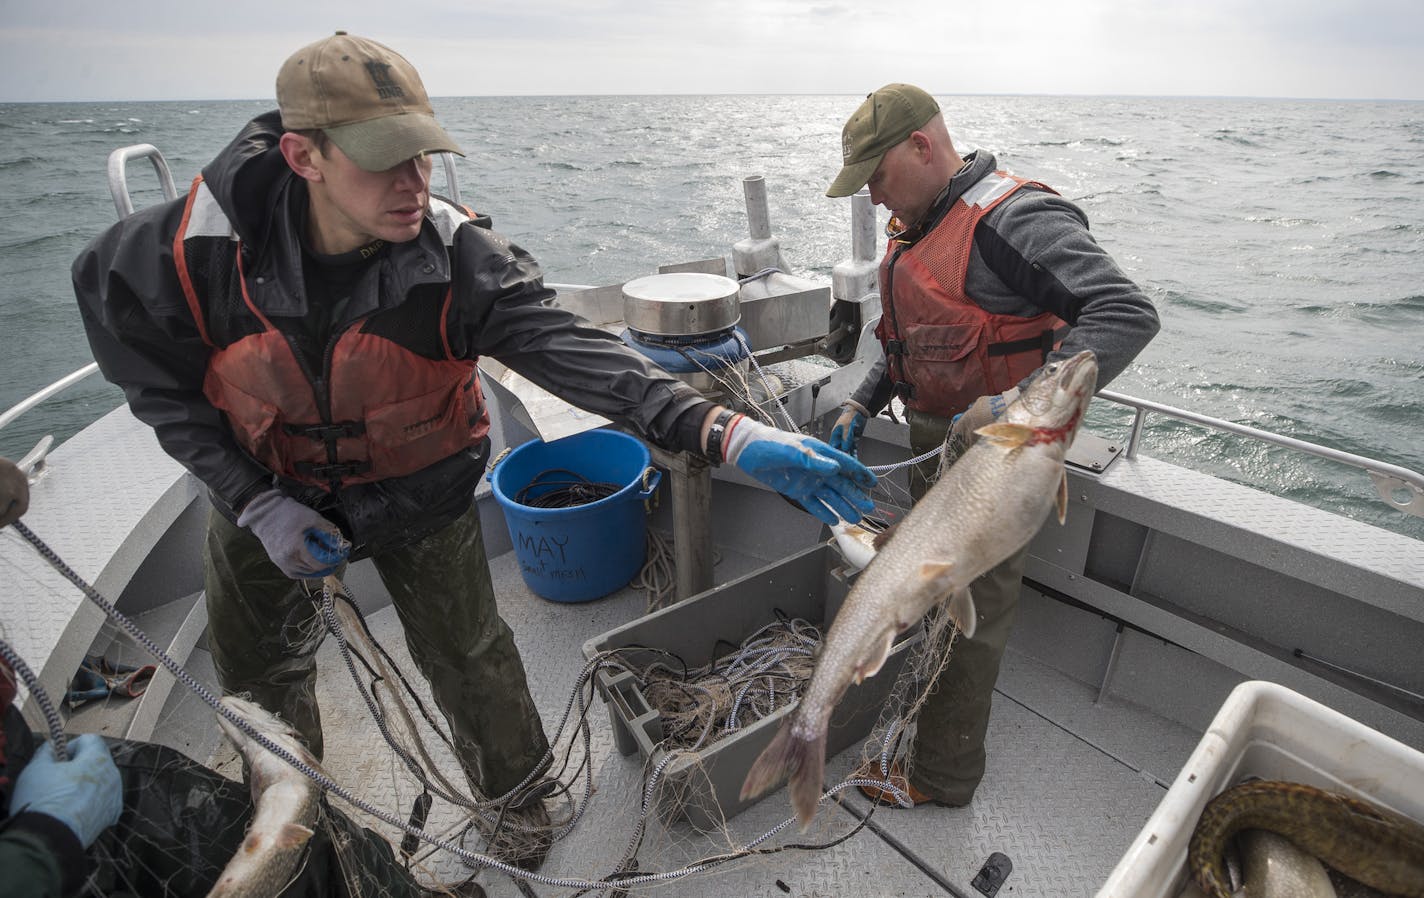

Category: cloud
[0, 0, 1420, 101]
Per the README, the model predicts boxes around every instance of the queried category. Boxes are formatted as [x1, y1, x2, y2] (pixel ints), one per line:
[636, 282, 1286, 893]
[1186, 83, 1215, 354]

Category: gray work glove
[942, 388, 1020, 470]
[828, 401, 869, 457]
[237, 489, 350, 579]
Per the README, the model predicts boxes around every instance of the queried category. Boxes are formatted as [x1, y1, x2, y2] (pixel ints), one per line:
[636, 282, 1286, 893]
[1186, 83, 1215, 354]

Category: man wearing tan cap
[825, 84, 1160, 809]
[73, 32, 875, 874]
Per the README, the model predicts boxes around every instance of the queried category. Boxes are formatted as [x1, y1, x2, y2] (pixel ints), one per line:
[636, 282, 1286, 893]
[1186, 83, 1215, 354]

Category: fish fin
[274, 822, 315, 850]
[918, 560, 956, 592]
[948, 588, 978, 640]
[975, 422, 1035, 447]
[853, 628, 897, 684]
[918, 560, 954, 579]
[1056, 470, 1068, 525]
[740, 722, 827, 829]
[870, 521, 900, 551]
[788, 736, 828, 830]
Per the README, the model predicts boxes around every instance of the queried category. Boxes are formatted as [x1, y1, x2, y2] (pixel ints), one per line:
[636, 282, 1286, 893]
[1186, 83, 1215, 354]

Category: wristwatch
[703, 408, 739, 466]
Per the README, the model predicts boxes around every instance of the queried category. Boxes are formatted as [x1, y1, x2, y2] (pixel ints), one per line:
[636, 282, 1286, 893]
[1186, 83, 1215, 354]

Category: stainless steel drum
[622, 272, 741, 339]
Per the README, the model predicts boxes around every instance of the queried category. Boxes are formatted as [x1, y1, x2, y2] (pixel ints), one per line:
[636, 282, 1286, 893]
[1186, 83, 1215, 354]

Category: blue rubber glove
[828, 403, 868, 456]
[237, 489, 350, 579]
[9, 734, 122, 848]
[724, 417, 877, 525]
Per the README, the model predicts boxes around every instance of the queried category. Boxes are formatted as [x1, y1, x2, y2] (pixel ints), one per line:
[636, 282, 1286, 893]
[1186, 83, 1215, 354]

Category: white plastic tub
[1098, 680, 1424, 897]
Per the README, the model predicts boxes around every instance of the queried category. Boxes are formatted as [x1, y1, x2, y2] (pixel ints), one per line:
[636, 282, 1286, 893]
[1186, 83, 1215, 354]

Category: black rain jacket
[73, 112, 710, 553]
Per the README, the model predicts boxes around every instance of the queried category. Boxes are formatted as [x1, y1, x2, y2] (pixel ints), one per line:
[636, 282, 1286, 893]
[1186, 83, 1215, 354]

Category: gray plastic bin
[582, 542, 920, 829]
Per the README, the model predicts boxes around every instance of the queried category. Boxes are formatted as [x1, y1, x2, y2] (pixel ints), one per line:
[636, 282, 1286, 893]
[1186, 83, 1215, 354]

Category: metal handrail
[1098, 389, 1424, 518]
[107, 145, 178, 220]
[0, 363, 101, 434]
[438, 153, 461, 207]
[0, 363, 102, 478]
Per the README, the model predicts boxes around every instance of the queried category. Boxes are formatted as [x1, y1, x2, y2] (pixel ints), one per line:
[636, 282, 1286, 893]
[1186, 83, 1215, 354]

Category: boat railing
[107, 144, 177, 219]
[0, 363, 103, 476]
[4, 363, 1422, 521]
[1098, 389, 1424, 519]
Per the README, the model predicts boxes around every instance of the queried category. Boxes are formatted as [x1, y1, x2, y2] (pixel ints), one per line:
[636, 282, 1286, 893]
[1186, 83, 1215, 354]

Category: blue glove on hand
[828, 402, 868, 456]
[237, 489, 350, 579]
[724, 417, 877, 525]
[9, 734, 122, 848]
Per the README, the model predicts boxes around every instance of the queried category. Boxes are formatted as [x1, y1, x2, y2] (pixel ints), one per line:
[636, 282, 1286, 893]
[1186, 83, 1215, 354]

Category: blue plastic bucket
[489, 429, 661, 603]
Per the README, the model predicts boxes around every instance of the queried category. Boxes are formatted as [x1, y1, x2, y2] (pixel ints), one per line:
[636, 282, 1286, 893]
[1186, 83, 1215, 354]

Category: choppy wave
[1165, 292, 1250, 315]
[1297, 294, 1424, 324]
[1210, 130, 1261, 147]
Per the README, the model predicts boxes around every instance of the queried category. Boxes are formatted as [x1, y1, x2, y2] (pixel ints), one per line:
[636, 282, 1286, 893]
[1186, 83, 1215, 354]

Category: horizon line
[3, 90, 1422, 105]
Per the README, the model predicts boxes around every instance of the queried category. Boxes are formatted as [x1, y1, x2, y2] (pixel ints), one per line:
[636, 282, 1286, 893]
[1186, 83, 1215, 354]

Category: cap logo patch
[842, 131, 854, 162]
[365, 62, 405, 100]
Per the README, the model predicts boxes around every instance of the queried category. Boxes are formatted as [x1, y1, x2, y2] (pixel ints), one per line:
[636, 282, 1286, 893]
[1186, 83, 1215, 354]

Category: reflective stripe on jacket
[174, 179, 490, 492]
[876, 170, 1070, 418]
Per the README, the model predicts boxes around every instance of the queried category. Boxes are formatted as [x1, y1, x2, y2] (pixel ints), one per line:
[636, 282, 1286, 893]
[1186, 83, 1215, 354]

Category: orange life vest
[173, 178, 490, 491]
[876, 170, 1070, 418]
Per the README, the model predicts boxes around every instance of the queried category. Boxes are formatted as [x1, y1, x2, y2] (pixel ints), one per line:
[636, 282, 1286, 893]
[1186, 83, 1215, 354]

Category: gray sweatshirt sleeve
[848, 355, 895, 417]
[967, 188, 1159, 389]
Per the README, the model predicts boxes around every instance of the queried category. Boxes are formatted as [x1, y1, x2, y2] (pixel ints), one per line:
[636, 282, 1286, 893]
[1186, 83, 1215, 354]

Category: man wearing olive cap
[826, 84, 1159, 808]
[72, 32, 876, 873]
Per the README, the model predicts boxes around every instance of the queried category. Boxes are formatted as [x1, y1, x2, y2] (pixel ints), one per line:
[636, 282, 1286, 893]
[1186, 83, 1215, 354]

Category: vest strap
[293, 460, 373, 481]
[987, 326, 1070, 359]
[281, 421, 368, 441]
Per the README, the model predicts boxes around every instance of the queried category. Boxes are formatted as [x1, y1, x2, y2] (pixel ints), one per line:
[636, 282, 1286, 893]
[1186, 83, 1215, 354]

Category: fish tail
[949, 588, 977, 640]
[740, 721, 828, 828]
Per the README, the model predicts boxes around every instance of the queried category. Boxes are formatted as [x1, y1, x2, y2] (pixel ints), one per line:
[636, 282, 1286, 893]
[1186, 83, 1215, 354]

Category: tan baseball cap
[277, 31, 463, 172]
[826, 84, 940, 198]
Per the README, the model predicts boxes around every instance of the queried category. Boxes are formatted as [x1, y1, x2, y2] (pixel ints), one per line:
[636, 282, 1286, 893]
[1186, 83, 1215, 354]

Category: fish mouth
[1056, 350, 1099, 393]
[1050, 350, 1100, 412]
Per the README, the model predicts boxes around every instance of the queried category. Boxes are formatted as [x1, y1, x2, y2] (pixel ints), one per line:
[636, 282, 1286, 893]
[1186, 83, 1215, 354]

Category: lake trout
[1189, 780, 1424, 898]
[1240, 830, 1336, 898]
[208, 696, 324, 898]
[741, 350, 1098, 827]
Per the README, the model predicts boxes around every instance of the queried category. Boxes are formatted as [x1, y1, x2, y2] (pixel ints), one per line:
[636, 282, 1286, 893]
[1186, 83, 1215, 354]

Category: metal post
[649, 446, 714, 600]
[1126, 408, 1147, 459]
[851, 189, 876, 262]
[743, 175, 772, 240]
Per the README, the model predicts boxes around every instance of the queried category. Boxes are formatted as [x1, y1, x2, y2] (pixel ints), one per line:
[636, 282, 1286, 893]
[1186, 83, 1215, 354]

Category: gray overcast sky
[2, 0, 1422, 102]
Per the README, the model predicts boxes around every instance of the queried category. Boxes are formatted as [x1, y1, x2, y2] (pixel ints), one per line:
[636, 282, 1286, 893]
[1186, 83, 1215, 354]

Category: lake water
[1, 94, 1420, 538]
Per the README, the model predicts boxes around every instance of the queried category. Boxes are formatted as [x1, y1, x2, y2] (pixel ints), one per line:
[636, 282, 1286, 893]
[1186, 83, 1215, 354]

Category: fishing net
[622, 616, 820, 753]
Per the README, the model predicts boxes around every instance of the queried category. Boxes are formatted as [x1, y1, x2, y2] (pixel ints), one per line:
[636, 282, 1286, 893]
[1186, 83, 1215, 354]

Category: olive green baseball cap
[827, 84, 940, 198]
[277, 31, 462, 172]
